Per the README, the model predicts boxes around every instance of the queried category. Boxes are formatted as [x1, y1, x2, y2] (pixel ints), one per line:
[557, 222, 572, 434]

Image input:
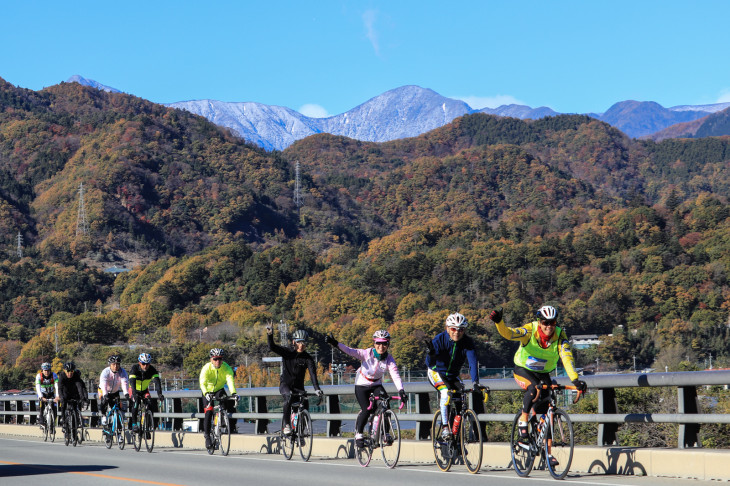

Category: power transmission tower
[294, 161, 303, 208]
[76, 182, 89, 237]
[279, 319, 288, 345]
[16, 232, 23, 258]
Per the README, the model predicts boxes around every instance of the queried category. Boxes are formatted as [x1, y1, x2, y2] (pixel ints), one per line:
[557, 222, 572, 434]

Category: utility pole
[633, 355, 636, 372]
[76, 182, 89, 237]
[16, 232, 22, 258]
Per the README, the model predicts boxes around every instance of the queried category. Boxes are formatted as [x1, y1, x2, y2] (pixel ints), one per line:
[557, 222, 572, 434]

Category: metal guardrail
[2, 370, 728, 449]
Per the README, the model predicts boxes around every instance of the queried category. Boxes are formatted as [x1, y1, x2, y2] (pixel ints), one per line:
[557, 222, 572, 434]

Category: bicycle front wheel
[356, 416, 373, 467]
[64, 411, 72, 447]
[76, 409, 85, 444]
[42, 410, 49, 442]
[144, 409, 155, 453]
[510, 412, 534, 477]
[460, 409, 483, 474]
[71, 409, 78, 447]
[297, 410, 313, 461]
[133, 411, 142, 452]
[546, 409, 574, 480]
[431, 411, 454, 472]
[49, 414, 56, 443]
[219, 411, 231, 456]
[115, 410, 126, 450]
[380, 410, 401, 469]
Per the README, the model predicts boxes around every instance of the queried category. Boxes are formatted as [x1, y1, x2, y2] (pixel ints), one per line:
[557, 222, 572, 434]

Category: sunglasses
[374, 341, 390, 346]
[541, 320, 557, 326]
[212, 357, 222, 361]
[448, 327, 466, 332]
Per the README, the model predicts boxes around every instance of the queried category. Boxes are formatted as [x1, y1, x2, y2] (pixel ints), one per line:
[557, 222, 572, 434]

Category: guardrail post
[15, 400, 24, 424]
[255, 396, 268, 434]
[326, 394, 341, 436]
[89, 397, 99, 427]
[415, 392, 432, 440]
[197, 396, 205, 432]
[1, 400, 11, 423]
[678, 385, 701, 448]
[29, 399, 38, 425]
[172, 397, 183, 431]
[470, 389, 487, 440]
[598, 387, 619, 446]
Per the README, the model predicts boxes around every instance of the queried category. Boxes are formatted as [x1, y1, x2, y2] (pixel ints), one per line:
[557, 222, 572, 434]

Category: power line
[76, 182, 89, 237]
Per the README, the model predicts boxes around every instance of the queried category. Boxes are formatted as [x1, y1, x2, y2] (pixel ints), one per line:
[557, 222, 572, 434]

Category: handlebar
[534, 383, 585, 404]
[366, 394, 405, 411]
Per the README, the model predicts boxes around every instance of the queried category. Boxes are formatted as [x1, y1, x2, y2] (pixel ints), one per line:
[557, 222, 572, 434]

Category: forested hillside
[1, 79, 729, 396]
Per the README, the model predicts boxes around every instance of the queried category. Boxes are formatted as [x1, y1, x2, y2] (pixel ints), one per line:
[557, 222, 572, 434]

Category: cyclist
[266, 327, 324, 435]
[425, 312, 481, 440]
[490, 305, 587, 467]
[325, 330, 407, 448]
[200, 348, 238, 449]
[98, 355, 130, 425]
[129, 353, 164, 434]
[35, 362, 59, 429]
[58, 361, 88, 426]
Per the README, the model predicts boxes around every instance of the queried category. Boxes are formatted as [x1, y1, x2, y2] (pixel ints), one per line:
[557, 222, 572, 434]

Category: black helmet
[108, 355, 122, 365]
[63, 362, 76, 371]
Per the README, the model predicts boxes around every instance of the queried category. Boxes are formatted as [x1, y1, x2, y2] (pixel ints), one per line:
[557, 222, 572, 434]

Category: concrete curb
[2, 425, 729, 480]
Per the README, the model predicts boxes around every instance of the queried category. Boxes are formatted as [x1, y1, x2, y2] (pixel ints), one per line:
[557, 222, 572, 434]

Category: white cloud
[716, 89, 730, 103]
[362, 9, 380, 56]
[455, 94, 526, 109]
[299, 104, 330, 118]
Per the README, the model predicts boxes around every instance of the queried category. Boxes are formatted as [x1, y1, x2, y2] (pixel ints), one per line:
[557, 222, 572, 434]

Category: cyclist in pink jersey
[325, 330, 407, 448]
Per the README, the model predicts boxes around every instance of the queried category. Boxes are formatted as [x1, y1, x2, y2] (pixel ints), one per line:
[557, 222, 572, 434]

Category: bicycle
[279, 391, 321, 462]
[132, 394, 156, 453]
[62, 399, 85, 447]
[40, 397, 57, 442]
[431, 385, 489, 474]
[206, 395, 238, 456]
[102, 396, 127, 450]
[355, 393, 404, 469]
[510, 383, 583, 480]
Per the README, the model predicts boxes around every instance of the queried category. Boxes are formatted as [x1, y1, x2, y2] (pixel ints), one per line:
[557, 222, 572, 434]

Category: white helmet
[445, 313, 468, 329]
[536, 305, 558, 321]
[373, 330, 391, 343]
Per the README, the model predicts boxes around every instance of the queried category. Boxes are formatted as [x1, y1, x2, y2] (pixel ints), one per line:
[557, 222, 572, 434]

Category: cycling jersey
[199, 362, 237, 395]
[425, 330, 479, 383]
[35, 371, 59, 399]
[337, 343, 403, 389]
[267, 333, 321, 391]
[98, 366, 130, 397]
[495, 320, 579, 381]
[129, 363, 161, 394]
[58, 370, 87, 402]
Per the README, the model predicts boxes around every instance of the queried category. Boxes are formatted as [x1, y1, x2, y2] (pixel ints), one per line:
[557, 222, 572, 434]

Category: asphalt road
[0, 436, 717, 486]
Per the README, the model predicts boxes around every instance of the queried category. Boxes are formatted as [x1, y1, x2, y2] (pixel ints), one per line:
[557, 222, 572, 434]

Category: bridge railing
[2, 369, 728, 448]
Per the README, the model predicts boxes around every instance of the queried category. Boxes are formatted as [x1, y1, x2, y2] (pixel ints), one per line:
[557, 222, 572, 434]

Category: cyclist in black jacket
[58, 362, 88, 425]
[129, 353, 164, 433]
[266, 326, 323, 435]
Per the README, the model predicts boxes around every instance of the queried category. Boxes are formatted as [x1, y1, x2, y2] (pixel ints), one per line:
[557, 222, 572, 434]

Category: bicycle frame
[365, 394, 404, 444]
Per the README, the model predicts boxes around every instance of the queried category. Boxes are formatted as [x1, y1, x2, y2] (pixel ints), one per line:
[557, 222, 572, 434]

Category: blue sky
[3, 1, 730, 117]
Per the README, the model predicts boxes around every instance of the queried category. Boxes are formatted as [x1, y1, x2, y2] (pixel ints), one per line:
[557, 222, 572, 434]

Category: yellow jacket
[199, 362, 237, 394]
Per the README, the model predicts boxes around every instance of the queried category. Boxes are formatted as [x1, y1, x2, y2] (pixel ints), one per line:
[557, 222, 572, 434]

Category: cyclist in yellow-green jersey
[199, 348, 238, 449]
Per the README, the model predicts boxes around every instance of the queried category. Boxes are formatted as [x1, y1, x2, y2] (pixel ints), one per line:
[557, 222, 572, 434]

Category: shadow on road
[588, 448, 647, 476]
[0, 463, 117, 477]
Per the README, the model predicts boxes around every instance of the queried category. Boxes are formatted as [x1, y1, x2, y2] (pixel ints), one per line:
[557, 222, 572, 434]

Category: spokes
[460, 410, 482, 474]
[545, 409, 574, 480]
[380, 411, 401, 468]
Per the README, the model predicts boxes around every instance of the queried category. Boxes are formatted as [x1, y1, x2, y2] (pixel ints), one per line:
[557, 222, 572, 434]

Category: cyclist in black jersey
[129, 353, 164, 433]
[267, 326, 323, 435]
[58, 362, 88, 425]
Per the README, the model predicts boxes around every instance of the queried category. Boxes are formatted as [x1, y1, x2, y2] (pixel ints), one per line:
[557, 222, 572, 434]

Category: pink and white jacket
[98, 367, 130, 397]
[337, 343, 404, 390]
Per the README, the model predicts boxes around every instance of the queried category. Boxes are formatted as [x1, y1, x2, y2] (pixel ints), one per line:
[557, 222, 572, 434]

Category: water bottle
[452, 415, 462, 435]
[372, 414, 380, 435]
[292, 412, 298, 428]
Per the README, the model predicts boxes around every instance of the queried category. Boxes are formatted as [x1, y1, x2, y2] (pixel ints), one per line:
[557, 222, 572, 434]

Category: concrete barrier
[2, 425, 729, 481]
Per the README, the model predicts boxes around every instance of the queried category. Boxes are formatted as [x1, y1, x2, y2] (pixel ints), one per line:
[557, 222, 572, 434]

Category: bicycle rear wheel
[281, 427, 295, 459]
[431, 411, 455, 472]
[546, 408, 574, 480]
[297, 410, 313, 461]
[144, 409, 155, 453]
[356, 417, 373, 467]
[380, 410, 401, 469]
[133, 409, 142, 451]
[510, 413, 535, 477]
[219, 411, 231, 456]
[460, 409, 483, 474]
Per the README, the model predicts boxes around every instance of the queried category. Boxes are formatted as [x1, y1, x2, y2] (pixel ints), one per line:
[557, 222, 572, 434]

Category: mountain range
[71, 75, 730, 151]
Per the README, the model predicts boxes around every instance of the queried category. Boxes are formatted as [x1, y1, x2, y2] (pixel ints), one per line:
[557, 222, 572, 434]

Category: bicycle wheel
[115, 410, 126, 450]
[64, 411, 72, 446]
[380, 410, 401, 469]
[546, 409, 574, 480]
[76, 409, 85, 444]
[356, 416, 373, 467]
[133, 411, 142, 452]
[510, 413, 535, 477]
[281, 426, 295, 460]
[219, 411, 231, 456]
[297, 410, 313, 462]
[71, 409, 78, 447]
[431, 411, 455, 472]
[49, 412, 56, 443]
[144, 408, 155, 453]
[42, 408, 49, 442]
[460, 409, 483, 474]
